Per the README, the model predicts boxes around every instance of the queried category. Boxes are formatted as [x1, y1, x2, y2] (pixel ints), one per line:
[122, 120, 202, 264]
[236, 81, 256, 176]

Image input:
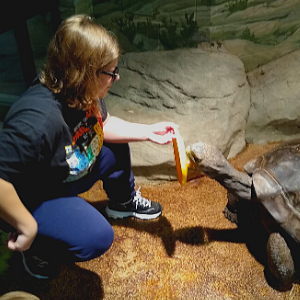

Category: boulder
[246, 49, 300, 144]
[106, 47, 250, 182]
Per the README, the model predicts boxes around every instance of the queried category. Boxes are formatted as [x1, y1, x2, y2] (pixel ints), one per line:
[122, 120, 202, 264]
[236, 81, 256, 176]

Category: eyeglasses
[101, 66, 119, 82]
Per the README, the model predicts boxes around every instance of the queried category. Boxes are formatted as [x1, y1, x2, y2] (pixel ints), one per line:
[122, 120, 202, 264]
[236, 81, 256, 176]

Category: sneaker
[21, 251, 57, 279]
[105, 187, 162, 220]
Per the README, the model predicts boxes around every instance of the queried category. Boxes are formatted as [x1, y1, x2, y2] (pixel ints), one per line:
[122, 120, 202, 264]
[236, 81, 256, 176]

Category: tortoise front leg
[267, 232, 295, 287]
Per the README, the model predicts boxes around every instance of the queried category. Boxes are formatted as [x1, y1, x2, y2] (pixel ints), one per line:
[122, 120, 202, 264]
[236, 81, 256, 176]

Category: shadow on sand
[0, 254, 104, 300]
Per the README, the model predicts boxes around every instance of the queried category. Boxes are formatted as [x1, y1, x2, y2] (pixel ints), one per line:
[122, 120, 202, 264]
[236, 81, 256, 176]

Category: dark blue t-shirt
[0, 82, 107, 210]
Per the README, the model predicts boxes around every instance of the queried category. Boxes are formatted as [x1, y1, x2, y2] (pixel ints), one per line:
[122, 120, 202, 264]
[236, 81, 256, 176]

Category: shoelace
[32, 256, 49, 268]
[133, 186, 151, 209]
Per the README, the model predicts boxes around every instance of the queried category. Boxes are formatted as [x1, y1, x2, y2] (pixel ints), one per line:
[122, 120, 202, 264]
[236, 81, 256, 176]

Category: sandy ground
[1, 142, 300, 299]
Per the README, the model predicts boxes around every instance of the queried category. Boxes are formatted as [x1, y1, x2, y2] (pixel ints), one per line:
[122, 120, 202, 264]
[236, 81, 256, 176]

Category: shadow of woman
[89, 199, 268, 264]
[46, 263, 104, 300]
[88, 199, 177, 257]
[0, 255, 104, 300]
[89, 198, 292, 291]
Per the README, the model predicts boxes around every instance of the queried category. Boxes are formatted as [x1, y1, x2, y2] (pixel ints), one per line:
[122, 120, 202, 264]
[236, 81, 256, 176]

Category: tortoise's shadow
[92, 199, 297, 291]
[176, 220, 294, 292]
[91, 200, 269, 265]
[175, 222, 268, 265]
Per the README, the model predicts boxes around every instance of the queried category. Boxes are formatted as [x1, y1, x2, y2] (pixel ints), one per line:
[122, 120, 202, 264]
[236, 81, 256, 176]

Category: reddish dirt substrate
[1, 143, 300, 299]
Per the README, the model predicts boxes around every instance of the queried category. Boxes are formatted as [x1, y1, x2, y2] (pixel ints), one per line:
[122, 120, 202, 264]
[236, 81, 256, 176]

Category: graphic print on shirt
[64, 110, 104, 182]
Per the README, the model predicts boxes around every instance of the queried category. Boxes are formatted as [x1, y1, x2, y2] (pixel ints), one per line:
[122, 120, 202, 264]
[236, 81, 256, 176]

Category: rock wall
[106, 46, 300, 182]
[246, 50, 300, 144]
[107, 46, 249, 182]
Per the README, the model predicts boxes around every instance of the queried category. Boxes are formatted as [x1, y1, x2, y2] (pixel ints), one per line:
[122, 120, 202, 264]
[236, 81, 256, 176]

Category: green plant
[240, 27, 258, 43]
[112, 12, 204, 51]
[159, 12, 203, 49]
[112, 13, 137, 43]
[0, 231, 11, 275]
[136, 18, 159, 40]
[159, 17, 180, 49]
[226, 0, 248, 13]
[180, 12, 199, 48]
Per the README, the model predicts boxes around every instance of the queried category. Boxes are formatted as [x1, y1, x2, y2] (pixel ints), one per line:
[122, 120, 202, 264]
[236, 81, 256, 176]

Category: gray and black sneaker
[105, 187, 162, 220]
[21, 251, 57, 280]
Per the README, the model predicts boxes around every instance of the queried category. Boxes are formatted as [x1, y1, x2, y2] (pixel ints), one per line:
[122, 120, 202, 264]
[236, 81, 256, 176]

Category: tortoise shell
[243, 140, 300, 243]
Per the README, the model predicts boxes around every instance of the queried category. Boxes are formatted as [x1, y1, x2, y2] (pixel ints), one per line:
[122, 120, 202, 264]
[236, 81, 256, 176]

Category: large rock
[106, 48, 250, 182]
[246, 49, 300, 144]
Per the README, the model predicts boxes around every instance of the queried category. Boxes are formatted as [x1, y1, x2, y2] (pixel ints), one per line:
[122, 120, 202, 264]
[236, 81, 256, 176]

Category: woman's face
[96, 59, 120, 99]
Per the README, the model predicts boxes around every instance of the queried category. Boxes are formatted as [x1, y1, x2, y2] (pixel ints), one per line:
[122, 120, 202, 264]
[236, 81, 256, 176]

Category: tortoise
[185, 139, 300, 287]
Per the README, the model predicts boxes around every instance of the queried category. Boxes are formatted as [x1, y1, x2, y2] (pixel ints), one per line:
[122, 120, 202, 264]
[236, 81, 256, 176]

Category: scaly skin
[186, 142, 252, 200]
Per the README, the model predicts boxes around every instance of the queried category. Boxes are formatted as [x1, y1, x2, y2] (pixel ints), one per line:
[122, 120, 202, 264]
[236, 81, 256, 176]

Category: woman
[0, 15, 176, 279]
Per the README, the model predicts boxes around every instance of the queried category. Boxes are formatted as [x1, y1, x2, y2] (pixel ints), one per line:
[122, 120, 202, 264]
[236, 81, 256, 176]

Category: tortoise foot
[267, 232, 295, 287]
[223, 193, 239, 225]
[223, 206, 238, 225]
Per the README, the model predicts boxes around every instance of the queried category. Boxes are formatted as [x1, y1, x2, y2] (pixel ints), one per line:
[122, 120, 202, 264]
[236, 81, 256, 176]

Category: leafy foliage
[112, 11, 203, 51]
[180, 12, 199, 48]
[159, 12, 200, 49]
[0, 231, 11, 275]
[112, 13, 137, 43]
[240, 27, 258, 43]
[159, 17, 180, 49]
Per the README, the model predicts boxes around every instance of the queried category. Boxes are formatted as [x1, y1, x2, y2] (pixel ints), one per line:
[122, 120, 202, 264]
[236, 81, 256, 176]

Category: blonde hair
[40, 15, 121, 111]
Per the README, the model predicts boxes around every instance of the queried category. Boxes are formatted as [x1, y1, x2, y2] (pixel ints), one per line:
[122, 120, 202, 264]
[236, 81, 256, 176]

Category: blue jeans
[3, 143, 136, 262]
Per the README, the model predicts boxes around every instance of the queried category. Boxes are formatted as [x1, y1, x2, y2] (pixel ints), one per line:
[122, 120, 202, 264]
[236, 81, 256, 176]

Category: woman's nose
[114, 74, 120, 82]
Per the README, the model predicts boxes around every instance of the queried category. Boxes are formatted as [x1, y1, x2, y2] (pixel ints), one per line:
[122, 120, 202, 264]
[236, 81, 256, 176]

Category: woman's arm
[0, 177, 37, 251]
[103, 114, 177, 145]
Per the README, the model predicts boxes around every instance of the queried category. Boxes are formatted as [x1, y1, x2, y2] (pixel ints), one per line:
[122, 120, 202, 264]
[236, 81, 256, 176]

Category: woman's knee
[74, 223, 115, 262]
[32, 196, 115, 262]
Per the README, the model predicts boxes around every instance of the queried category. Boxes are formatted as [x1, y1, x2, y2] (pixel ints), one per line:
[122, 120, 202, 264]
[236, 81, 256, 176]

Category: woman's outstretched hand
[147, 122, 179, 145]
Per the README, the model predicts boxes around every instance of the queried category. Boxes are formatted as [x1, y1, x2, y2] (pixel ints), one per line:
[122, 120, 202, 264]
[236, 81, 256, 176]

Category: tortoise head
[185, 142, 225, 173]
[185, 143, 205, 171]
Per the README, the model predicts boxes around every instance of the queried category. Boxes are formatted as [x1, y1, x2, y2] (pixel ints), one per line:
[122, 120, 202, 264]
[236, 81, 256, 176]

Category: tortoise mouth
[185, 146, 198, 168]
